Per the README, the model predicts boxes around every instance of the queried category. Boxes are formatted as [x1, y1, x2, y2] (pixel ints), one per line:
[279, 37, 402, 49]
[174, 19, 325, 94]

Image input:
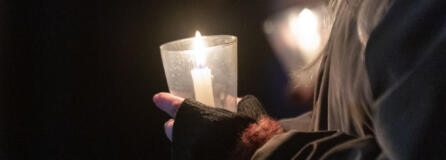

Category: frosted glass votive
[160, 34, 237, 112]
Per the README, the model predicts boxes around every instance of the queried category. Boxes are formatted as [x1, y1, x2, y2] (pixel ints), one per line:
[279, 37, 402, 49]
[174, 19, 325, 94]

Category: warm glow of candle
[289, 8, 321, 62]
[191, 31, 215, 107]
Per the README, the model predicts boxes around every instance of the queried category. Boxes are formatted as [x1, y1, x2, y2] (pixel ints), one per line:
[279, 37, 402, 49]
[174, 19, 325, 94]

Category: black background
[1, 0, 307, 159]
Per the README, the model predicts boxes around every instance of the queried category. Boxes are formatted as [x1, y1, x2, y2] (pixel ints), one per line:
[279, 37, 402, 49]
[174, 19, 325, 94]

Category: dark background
[1, 0, 308, 159]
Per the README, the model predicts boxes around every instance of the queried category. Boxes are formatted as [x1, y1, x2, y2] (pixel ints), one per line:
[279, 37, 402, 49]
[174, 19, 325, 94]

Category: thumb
[153, 92, 184, 118]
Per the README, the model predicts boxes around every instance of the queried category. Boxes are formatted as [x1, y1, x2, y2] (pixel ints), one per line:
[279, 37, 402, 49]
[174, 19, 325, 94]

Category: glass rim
[160, 35, 237, 53]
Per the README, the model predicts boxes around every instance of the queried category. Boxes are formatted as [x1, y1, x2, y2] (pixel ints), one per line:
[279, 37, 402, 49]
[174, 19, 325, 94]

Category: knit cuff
[171, 99, 256, 160]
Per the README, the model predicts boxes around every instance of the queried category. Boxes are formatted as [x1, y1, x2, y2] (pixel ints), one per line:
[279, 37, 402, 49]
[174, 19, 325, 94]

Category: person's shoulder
[365, 0, 446, 98]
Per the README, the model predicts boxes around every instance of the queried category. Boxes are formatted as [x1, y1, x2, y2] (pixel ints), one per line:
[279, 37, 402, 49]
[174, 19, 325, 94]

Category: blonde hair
[314, 0, 392, 136]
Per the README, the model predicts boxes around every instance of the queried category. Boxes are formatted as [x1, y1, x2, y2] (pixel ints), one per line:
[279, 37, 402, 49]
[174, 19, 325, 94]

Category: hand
[153, 92, 184, 141]
[154, 93, 268, 159]
[153, 92, 242, 141]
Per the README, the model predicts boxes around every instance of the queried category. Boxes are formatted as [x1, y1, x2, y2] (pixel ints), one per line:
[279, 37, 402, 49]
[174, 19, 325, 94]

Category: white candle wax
[191, 67, 215, 107]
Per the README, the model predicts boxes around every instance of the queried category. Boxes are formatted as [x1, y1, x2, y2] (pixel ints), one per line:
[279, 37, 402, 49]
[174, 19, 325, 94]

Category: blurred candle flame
[289, 8, 321, 61]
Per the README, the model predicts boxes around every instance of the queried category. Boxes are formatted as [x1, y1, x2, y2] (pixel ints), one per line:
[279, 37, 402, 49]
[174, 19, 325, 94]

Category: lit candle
[190, 31, 215, 107]
[160, 31, 237, 111]
[288, 8, 321, 62]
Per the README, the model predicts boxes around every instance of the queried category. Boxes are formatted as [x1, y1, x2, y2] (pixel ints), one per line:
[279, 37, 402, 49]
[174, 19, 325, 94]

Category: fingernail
[164, 119, 174, 141]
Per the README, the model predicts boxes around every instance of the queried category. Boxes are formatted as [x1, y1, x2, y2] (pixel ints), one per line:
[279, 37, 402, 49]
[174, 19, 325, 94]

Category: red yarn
[228, 116, 283, 160]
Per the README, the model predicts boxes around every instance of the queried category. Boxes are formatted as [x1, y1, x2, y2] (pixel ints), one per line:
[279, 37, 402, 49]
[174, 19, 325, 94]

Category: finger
[164, 119, 175, 141]
[153, 92, 184, 117]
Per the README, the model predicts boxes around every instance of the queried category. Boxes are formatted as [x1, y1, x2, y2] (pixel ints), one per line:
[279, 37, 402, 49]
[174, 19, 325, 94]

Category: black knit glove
[171, 95, 267, 160]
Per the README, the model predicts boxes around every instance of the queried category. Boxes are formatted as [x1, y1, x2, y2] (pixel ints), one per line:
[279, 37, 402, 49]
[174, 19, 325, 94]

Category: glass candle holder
[160, 33, 237, 112]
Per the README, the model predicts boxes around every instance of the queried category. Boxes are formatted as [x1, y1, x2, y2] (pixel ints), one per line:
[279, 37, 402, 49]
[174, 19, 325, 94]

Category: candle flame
[193, 31, 206, 67]
[289, 8, 321, 59]
[195, 31, 202, 39]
